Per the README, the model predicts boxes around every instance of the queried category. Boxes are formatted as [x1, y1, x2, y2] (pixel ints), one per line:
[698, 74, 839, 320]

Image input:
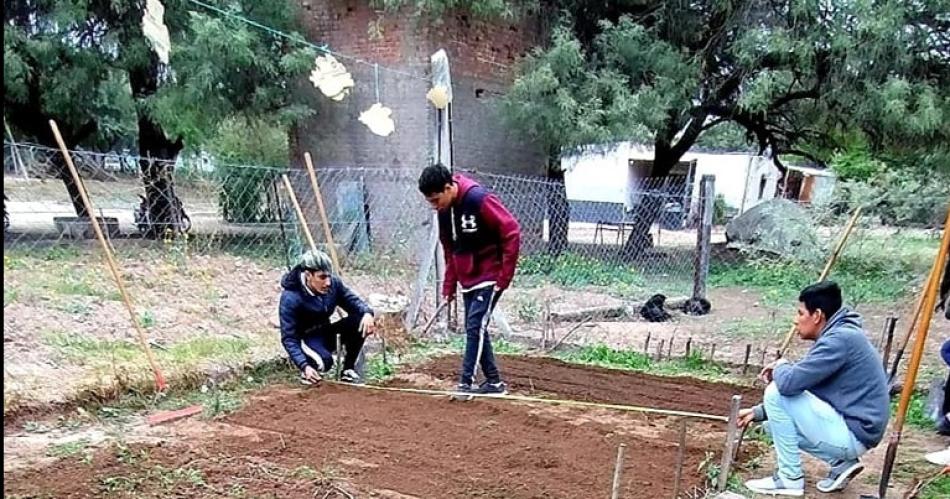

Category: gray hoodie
[759, 307, 890, 448]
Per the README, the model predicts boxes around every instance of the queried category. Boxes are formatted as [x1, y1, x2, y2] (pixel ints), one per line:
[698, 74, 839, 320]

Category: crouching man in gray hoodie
[740, 282, 889, 496]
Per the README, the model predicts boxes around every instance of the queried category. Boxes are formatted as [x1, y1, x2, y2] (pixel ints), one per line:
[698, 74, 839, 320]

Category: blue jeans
[459, 287, 502, 385]
[763, 382, 867, 480]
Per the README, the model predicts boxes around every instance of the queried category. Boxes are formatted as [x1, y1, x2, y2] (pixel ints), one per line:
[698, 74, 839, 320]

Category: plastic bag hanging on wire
[309, 53, 354, 101]
[142, 0, 171, 64]
[359, 64, 395, 137]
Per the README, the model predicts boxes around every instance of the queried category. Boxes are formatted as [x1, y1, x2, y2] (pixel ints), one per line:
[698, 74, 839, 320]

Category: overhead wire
[185, 0, 429, 82]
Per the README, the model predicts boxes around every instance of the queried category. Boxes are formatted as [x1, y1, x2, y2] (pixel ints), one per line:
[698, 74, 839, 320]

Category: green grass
[4, 287, 19, 306]
[919, 475, 950, 499]
[43, 332, 143, 364]
[46, 438, 91, 458]
[894, 391, 936, 431]
[42, 332, 252, 368]
[722, 317, 780, 338]
[93, 359, 299, 423]
[710, 255, 923, 306]
[446, 336, 526, 355]
[558, 344, 730, 379]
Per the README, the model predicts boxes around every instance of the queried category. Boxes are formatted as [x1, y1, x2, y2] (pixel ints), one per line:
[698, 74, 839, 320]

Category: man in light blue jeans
[739, 282, 889, 496]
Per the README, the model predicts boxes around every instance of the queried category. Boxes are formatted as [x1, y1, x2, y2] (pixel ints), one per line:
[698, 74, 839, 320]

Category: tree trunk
[546, 157, 569, 256]
[52, 154, 91, 218]
[620, 148, 679, 260]
[137, 115, 183, 239]
[130, 59, 184, 239]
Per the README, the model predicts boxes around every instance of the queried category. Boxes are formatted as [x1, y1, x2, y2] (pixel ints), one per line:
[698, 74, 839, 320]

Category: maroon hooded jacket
[437, 174, 520, 297]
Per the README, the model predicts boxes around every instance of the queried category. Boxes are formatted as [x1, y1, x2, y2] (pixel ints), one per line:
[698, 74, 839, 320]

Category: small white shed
[562, 142, 782, 218]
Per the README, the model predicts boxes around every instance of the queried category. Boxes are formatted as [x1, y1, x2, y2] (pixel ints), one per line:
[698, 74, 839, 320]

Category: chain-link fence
[3, 141, 715, 409]
[6, 140, 945, 412]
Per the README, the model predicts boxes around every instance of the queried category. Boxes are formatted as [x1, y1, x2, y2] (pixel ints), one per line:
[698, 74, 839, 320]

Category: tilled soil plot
[5, 357, 760, 498]
[5, 390, 716, 497]
[407, 355, 763, 416]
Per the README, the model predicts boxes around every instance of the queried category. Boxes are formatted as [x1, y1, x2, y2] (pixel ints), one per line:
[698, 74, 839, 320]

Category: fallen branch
[546, 319, 592, 353]
[549, 296, 690, 322]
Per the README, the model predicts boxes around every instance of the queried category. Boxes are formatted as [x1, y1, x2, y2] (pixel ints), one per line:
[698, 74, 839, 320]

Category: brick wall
[290, 0, 548, 253]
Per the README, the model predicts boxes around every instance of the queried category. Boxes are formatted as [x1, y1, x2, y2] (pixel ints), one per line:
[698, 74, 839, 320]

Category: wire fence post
[692, 175, 715, 302]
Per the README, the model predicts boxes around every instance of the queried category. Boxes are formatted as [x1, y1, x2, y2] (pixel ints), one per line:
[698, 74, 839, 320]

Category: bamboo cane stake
[303, 152, 342, 275]
[49, 120, 166, 392]
[779, 206, 863, 357]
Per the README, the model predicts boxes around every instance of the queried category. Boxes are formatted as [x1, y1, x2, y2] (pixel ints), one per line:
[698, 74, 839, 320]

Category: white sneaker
[340, 369, 363, 384]
[925, 447, 950, 466]
[745, 473, 805, 496]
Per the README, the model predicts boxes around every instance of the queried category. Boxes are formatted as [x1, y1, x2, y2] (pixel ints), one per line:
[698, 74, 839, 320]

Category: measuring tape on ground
[324, 381, 728, 422]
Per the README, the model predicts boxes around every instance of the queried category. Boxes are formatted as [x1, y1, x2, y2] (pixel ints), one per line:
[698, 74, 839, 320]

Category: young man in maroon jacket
[418, 164, 521, 394]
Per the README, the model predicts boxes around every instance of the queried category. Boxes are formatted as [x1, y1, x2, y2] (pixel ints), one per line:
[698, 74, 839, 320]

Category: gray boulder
[725, 199, 821, 260]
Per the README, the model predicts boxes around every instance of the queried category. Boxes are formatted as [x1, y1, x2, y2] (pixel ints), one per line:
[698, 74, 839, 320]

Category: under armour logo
[460, 214, 478, 232]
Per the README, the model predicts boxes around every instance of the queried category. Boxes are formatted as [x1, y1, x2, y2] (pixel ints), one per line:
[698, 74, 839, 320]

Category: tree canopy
[4, 0, 313, 152]
[502, 0, 950, 175]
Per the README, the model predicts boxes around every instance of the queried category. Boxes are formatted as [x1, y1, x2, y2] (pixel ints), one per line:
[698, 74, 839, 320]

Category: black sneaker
[478, 380, 508, 395]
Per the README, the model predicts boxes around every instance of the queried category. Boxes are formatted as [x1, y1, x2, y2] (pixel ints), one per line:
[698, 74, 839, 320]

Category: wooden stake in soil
[742, 344, 752, 374]
[888, 290, 928, 383]
[878, 204, 950, 499]
[717, 395, 742, 492]
[657, 339, 666, 361]
[672, 419, 688, 499]
[611, 443, 627, 499]
[335, 333, 343, 380]
[302, 152, 343, 275]
[779, 206, 862, 358]
[685, 337, 692, 358]
[708, 343, 717, 362]
[644, 332, 651, 354]
[49, 120, 167, 392]
[281, 174, 318, 252]
[880, 316, 897, 371]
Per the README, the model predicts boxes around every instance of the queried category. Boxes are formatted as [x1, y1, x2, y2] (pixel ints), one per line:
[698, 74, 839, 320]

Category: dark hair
[799, 281, 842, 320]
[418, 163, 454, 196]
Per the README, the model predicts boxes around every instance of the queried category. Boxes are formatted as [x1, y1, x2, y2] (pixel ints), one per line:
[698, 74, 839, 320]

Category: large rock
[725, 199, 821, 260]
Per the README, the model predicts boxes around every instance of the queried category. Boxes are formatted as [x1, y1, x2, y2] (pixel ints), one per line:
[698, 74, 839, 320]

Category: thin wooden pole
[657, 339, 666, 361]
[878, 205, 950, 498]
[717, 395, 742, 491]
[335, 333, 343, 380]
[888, 289, 928, 383]
[611, 443, 627, 499]
[302, 152, 343, 275]
[281, 174, 317, 252]
[672, 419, 688, 499]
[880, 316, 897, 372]
[685, 337, 692, 358]
[644, 332, 652, 354]
[779, 206, 863, 357]
[49, 120, 166, 392]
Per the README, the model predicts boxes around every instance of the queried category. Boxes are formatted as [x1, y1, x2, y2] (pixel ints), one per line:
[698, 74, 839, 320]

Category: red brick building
[290, 1, 548, 253]
[291, 0, 545, 174]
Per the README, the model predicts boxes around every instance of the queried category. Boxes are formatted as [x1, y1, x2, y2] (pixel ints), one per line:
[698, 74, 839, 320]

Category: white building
[562, 142, 783, 221]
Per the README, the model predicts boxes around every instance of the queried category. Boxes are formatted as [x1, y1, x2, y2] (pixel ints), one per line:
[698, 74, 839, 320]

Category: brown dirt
[405, 355, 762, 417]
[5, 381, 719, 498]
